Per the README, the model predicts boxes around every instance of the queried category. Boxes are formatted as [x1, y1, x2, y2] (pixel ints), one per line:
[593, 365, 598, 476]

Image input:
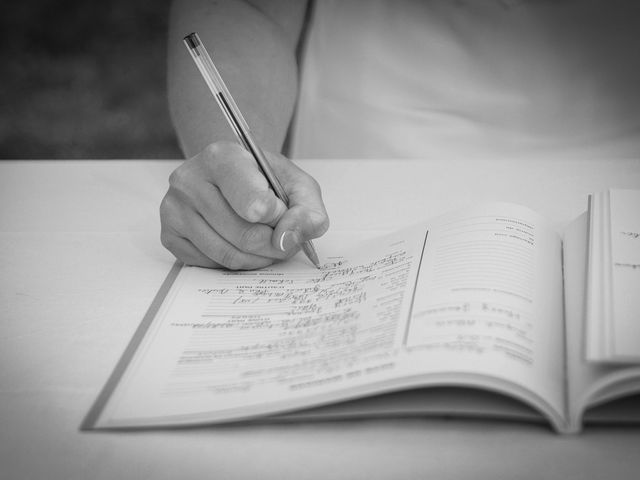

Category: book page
[565, 212, 640, 431]
[585, 189, 640, 363]
[95, 227, 428, 428]
[405, 203, 567, 429]
[584, 191, 611, 362]
[609, 189, 640, 360]
[91, 204, 567, 430]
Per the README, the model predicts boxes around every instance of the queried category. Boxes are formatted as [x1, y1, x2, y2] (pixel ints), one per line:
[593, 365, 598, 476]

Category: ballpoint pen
[183, 32, 321, 268]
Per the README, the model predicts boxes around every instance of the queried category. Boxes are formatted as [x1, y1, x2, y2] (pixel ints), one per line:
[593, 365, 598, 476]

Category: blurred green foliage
[0, 0, 182, 158]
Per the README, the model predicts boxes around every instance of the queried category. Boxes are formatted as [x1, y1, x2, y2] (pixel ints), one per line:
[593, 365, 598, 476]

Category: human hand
[160, 141, 329, 269]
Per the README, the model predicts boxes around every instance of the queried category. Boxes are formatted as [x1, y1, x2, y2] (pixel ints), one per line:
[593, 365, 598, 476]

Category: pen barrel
[184, 32, 319, 268]
[215, 92, 290, 205]
[244, 135, 290, 206]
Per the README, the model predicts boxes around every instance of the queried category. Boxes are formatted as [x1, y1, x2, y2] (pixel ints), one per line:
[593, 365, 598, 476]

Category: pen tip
[302, 242, 321, 269]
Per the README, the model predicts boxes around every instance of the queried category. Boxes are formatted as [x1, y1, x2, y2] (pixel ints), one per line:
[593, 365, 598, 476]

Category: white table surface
[1, 158, 640, 480]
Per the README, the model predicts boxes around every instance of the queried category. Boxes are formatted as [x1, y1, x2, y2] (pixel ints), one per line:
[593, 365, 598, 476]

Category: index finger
[205, 142, 287, 225]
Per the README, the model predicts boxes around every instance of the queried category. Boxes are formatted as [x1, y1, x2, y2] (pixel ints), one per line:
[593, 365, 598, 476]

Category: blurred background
[0, 0, 182, 159]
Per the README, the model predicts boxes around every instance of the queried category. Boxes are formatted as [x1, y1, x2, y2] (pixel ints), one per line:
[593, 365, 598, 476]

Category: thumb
[263, 152, 330, 254]
[272, 204, 330, 255]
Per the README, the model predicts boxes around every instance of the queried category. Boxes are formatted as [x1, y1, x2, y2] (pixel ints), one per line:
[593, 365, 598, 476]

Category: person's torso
[290, 0, 640, 159]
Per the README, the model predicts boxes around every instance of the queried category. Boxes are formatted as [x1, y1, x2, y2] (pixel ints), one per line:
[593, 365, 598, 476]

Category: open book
[83, 199, 640, 434]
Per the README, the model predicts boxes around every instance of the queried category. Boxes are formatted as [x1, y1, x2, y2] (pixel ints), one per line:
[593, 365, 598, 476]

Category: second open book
[84, 199, 640, 433]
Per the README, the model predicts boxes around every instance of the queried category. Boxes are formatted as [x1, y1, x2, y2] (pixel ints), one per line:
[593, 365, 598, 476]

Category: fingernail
[279, 230, 301, 253]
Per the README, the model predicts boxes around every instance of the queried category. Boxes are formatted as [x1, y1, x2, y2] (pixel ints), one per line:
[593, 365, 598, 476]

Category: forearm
[167, 0, 308, 157]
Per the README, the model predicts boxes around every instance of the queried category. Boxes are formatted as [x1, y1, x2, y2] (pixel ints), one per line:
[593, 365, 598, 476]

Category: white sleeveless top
[289, 0, 640, 159]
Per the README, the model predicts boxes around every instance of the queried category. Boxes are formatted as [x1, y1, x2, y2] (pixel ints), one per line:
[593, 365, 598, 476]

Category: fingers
[206, 143, 288, 225]
[160, 194, 276, 270]
[159, 140, 330, 269]
[160, 233, 220, 268]
[188, 182, 287, 259]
